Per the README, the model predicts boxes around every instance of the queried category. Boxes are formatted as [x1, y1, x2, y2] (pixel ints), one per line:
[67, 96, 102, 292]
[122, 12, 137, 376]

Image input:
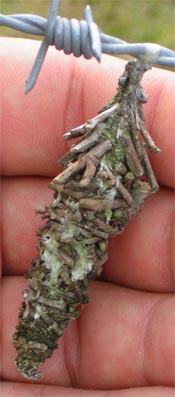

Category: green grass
[1, 0, 174, 49]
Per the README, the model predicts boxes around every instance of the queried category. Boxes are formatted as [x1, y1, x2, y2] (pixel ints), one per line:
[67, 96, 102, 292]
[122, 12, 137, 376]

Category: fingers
[1, 38, 175, 188]
[1, 383, 174, 397]
[103, 186, 174, 293]
[2, 177, 174, 292]
[0, 38, 124, 177]
[2, 278, 174, 389]
[2, 176, 52, 275]
[142, 69, 175, 189]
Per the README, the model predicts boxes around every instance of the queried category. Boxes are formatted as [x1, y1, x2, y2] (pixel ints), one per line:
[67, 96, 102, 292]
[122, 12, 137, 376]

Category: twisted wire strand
[0, 0, 174, 93]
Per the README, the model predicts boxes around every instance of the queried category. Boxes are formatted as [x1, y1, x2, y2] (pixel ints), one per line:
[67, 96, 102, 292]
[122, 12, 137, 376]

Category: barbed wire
[1, 0, 174, 94]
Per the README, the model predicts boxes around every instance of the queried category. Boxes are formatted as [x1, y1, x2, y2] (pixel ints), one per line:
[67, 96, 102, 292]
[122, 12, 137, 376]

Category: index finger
[1, 37, 175, 188]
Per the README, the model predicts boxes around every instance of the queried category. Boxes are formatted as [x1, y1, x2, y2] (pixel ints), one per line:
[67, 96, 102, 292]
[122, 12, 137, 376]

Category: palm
[1, 38, 174, 397]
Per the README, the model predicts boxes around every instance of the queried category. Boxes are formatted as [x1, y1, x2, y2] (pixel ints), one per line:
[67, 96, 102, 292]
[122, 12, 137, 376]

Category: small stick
[116, 178, 134, 205]
[79, 197, 126, 211]
[139, 120, 160, 152]
[59, 130, 100, 166]
[121, 133, 144, 177]
[141, 142, 159, 191]
[64, 104, 119, 140]
[80, 156, 99, 187]
[54, 141, 112, 184]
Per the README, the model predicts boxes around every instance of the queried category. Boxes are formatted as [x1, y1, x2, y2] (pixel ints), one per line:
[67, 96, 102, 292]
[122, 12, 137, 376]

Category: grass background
[1, 0, 175, 49]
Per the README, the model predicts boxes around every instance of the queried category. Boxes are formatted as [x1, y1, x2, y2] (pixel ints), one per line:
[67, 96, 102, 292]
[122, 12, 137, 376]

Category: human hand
[1, 38, 174, 397]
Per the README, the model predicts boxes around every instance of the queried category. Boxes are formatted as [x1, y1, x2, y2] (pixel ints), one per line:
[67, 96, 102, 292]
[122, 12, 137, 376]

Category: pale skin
[1, 38, 175, 397]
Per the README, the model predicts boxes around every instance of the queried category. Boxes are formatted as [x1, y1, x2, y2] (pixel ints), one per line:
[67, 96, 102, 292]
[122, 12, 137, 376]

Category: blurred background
[1, 0, 174, 49]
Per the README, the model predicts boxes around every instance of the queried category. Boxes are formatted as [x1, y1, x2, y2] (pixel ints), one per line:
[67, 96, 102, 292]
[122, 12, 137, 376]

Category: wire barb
[25, 0, 60, 93]
[1, 0, 175, 93]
